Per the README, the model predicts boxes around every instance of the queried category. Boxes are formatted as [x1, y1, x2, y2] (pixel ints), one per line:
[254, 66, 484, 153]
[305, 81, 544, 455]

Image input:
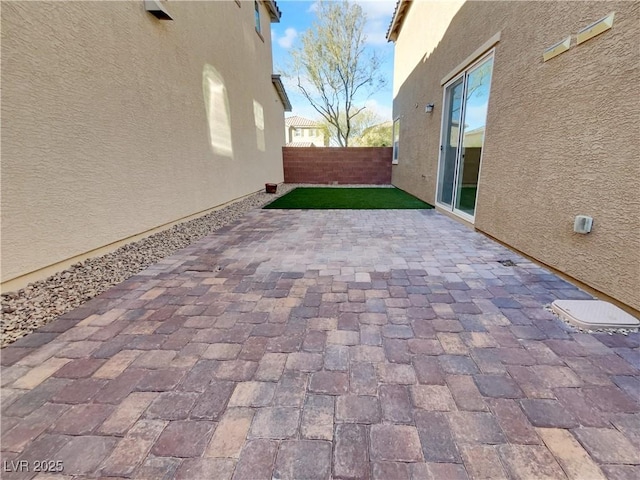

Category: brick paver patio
[1, 209, 639, 479]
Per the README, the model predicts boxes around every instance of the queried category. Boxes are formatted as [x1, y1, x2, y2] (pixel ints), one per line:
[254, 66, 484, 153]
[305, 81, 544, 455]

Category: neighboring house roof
[264, 0, 282, 22]
[387, 0, 412, 42]
[271, 75, 292, 112]
[286, 142, 316, 147]
[285, 116, 322, 128]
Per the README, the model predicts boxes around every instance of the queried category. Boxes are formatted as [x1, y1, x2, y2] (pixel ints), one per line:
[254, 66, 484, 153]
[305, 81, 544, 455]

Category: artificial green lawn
[264, 187, 434, 210]
[458, 186, 477, 214]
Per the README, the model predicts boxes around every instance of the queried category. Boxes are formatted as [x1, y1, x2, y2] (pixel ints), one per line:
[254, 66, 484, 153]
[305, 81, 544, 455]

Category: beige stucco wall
[1, 1, 286, 289]
[391, 0, 465, 97]
[392, 1, 640, 311]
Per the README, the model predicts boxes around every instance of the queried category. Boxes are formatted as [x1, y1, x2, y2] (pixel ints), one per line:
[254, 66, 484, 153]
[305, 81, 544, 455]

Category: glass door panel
[437, 78, 464, 207]
[436, 52, 494, 221]
[454, 57, 493, 216]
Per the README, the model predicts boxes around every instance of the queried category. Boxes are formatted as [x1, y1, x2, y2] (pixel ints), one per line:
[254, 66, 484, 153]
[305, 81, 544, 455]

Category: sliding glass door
[436, 53, 494, 221]
[437, 78, 463, 207]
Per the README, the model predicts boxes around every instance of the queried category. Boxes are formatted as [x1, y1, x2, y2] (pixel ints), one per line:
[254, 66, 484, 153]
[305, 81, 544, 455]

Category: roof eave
[264, 0, 281, 22]
[285, 116, 322, 127]
[386, 0, 412, 42]
[272, 74, 292, 112]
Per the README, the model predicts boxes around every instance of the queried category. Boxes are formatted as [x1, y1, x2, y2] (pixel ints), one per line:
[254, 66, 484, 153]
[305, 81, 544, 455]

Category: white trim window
[392, 118, 400, 164]
[254, 1, 261, 34]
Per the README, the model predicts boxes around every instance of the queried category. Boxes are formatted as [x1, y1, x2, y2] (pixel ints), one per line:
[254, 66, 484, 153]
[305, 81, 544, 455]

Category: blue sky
[270, 0, 396, 122]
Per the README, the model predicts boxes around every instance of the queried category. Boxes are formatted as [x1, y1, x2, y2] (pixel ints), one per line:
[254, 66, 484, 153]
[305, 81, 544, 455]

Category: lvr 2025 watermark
[3, 460, 64, 473]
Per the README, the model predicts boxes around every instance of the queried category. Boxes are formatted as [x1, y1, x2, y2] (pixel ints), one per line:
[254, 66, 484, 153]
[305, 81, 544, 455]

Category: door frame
[434, 49, 495, 224]
[435, 73, 465, 213]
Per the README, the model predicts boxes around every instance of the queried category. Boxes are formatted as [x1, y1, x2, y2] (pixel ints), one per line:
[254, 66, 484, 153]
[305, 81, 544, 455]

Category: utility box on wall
[574, 215, 593, 234]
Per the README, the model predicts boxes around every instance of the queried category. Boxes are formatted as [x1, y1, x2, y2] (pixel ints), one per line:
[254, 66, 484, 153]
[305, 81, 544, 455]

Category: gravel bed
[1, 183, 306, 347]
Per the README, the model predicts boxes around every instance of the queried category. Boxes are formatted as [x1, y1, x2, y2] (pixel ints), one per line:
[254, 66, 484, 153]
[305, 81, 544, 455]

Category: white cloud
[309, 0, 396, 17]
[354, 0, 396, 20]
[308, 1, 394, 46]
[276, 27, 298, 49]
[358, 0, 396, 45]
[307, 1, 395, 23]
[281, 74, 298, 92]
[281, 73, 316, 96]
[364, 19, 390, 45]
[280, 73, 325, 121]
[364, 98, 392, 121]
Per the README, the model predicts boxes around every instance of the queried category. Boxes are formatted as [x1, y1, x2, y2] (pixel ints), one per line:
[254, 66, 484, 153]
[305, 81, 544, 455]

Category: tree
[356, 121, 393, 147]
[290, 0, 386, 147]
[320, 109, 385, 146]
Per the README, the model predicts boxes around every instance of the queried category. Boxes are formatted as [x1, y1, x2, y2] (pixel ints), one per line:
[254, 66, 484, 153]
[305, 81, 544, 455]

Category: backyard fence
[282, 147, 393, 184]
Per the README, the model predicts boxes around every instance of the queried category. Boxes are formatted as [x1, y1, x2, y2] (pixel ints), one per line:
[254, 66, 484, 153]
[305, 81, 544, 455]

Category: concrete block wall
[283, 147, 393, 184]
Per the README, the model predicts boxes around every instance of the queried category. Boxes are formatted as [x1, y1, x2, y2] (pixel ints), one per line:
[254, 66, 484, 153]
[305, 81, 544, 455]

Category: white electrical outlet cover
[552, 300, 639, 328]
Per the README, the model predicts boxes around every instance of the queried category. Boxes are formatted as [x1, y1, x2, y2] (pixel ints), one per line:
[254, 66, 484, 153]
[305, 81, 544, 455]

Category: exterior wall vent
[577, 12, 615, 44]
[543, 37, 571, 62]
[145, 0, 173, 20]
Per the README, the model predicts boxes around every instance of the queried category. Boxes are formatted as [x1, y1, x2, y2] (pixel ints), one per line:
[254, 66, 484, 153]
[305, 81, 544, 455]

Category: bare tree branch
[288, 0, 386, 147]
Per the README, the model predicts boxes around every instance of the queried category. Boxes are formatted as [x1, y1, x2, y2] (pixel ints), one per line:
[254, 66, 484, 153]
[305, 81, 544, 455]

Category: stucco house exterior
[1, 0, 291, 292]
[387, 0, 639, 313]
[285, 116, 328, 147]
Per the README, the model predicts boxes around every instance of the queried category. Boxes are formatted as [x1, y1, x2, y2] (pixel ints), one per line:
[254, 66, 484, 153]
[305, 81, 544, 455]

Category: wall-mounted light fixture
[145, 0, 173, 20]
[425, 103, 435, 113]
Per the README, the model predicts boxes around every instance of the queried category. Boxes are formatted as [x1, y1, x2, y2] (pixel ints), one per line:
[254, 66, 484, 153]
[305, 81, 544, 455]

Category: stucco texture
[391, 1, 640, 311]
[1, 1, 286, 286]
